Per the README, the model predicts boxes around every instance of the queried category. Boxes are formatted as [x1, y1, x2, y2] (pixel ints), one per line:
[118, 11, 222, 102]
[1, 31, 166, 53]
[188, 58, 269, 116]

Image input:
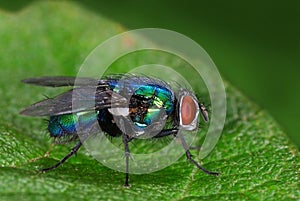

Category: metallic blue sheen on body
[107, 77, 175, 128]
[48, 76, 176, 136]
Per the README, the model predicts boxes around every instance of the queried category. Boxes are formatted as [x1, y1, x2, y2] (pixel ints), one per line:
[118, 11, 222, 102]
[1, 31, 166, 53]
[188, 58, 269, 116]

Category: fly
[20, 75, 219, 187]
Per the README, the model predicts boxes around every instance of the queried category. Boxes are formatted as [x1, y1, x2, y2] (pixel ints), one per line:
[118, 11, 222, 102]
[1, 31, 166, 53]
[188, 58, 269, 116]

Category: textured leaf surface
[0, 1, 299, 201]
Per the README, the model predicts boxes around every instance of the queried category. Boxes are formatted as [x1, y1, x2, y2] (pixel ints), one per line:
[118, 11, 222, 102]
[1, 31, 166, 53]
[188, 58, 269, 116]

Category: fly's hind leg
[41, 141, 82, 172]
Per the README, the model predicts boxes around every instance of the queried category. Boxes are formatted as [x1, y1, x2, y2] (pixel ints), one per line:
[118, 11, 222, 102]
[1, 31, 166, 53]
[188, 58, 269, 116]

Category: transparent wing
[21, 76, 107, 87]
[20, 86, 127, 116]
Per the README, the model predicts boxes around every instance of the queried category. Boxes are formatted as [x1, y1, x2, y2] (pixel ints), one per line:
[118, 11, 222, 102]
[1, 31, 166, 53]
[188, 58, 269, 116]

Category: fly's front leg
[179, 134, 219, 176]
[152, 128, 178, 138]
[149, 129, 201, 150]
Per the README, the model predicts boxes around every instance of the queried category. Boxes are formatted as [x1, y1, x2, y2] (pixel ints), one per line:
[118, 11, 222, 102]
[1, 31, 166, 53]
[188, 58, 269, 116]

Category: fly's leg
[41, 141, 82, 172]
[132, 128, 201, 151]
[185, 150, 219, 175]
[152, 128, 178, 138]
[122, 133, 131, 187]
[179, 134, 219, 176]
[149, 129, 201, 150]
[118, 117, 132, 187]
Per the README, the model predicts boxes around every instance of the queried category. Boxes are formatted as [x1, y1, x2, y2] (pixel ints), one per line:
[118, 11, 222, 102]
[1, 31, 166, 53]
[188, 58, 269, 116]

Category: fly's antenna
[199, 103, 209, 122]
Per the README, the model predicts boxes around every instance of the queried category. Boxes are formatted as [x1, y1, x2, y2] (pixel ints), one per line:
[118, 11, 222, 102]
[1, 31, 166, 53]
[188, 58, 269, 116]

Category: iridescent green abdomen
[48, 111, 98, 137]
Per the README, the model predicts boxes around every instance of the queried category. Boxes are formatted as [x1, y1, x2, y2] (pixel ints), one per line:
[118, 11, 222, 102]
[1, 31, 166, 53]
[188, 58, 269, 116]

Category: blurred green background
[1, 0, 299, 147]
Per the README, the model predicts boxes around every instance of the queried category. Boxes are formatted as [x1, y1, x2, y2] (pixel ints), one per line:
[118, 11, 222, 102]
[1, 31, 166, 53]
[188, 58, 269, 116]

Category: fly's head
[178, 89, 209, 131]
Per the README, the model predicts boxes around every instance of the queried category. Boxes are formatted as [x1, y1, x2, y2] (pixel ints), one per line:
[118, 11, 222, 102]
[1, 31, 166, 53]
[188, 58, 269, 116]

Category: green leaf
[0, 1, 299, 201]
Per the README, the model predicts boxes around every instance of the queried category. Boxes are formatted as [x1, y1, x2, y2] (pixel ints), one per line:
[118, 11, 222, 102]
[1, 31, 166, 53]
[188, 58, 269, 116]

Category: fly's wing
[20, 86, 127, 116]
[22, 76, 106, 87]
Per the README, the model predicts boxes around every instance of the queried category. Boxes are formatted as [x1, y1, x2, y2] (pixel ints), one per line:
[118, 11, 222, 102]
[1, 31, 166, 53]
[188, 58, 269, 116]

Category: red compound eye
[181, 95, 197, 125]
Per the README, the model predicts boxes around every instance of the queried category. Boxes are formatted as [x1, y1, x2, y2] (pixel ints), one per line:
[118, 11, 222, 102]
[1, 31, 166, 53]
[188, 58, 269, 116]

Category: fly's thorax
[177, 89, 200, 131]
[106, 76, 176, 138]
